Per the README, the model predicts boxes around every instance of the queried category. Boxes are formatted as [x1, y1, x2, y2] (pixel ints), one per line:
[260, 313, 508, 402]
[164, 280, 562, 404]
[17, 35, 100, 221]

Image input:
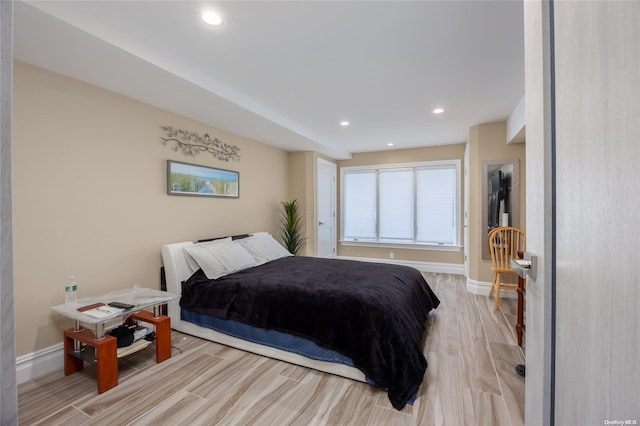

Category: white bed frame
[162, 241, 366, 382]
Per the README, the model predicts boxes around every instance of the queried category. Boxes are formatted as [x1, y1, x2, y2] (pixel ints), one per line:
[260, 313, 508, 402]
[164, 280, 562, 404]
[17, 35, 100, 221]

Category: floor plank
[462, 388, 511, 426]
[456, 283, 503, 395]
[489, 342, 526, 426]
[418, 351, 464, 425]
[32, 405, 91, 426]
[476, 296, 518, 346]
[126, 390, 207, 426]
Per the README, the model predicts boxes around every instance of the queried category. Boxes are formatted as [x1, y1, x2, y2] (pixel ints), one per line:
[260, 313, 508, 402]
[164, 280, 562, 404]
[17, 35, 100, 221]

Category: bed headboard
[197, 234, 251, 243]
[161, 241, 197, 326]
[161, 235, 259, 326]
[161, 241, 195, 297]
[161, 234, 254, 296]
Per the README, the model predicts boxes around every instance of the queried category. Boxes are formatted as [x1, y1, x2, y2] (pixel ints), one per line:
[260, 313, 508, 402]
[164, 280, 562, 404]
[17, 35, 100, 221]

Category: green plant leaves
[279, 199, 306, 255]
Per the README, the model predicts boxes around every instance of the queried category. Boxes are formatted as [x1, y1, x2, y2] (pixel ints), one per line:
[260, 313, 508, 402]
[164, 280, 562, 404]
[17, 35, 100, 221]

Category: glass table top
[51, 287, 179, 325]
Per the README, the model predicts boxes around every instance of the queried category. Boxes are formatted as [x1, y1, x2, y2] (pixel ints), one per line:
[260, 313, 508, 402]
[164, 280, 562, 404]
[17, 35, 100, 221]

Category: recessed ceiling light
[202, 11, 222, 26]
[387, 143, 394, 147]
[340, 121, 350, 127]
[433, 107, 444, 114]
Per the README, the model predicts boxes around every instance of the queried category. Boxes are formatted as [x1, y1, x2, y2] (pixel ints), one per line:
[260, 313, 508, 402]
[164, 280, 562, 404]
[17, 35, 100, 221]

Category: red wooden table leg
[64, 331, 84, 375]
[130, 310, 172, 363]
[96, 337, 118, 393]
[63, 328, 118, 393]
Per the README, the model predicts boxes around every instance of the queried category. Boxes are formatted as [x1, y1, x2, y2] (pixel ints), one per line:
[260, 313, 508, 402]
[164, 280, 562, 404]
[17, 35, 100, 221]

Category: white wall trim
[466, 277, 517, 299]
[336, 256, 465, 275]
[16, 342, 63, 384]
[466, 278, 491, 295]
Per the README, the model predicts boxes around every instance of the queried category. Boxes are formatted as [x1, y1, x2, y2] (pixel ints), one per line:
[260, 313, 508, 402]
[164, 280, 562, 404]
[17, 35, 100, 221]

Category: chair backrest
[488, 226, 526, 272]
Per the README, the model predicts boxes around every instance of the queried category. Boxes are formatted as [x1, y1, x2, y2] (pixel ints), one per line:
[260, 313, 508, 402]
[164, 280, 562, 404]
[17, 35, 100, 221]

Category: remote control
[108, 302, 135, 310]
[77, 303, 105, 312]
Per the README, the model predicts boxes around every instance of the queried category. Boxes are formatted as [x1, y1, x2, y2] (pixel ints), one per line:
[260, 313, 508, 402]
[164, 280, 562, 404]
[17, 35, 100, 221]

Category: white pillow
[184, 240, 256, 279]
[184, 237, 232, 274]
[238, 234, 292, 265]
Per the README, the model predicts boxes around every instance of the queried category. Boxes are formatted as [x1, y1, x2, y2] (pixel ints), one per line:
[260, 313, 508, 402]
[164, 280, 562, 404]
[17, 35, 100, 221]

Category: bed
[162, 233, 440, 410]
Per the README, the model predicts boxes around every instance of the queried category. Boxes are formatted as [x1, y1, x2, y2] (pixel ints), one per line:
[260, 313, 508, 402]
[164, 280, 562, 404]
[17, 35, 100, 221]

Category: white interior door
[316, 158, 336, 257]
[551, 2, 639, 423]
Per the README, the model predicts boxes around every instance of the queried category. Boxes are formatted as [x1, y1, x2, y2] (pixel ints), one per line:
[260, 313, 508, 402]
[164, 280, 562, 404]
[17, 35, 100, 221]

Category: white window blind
[343, 171, 377, 239]
[416, 166, 456, 244]
[341, 160, 459, 246]
[379, 170, 414, 240]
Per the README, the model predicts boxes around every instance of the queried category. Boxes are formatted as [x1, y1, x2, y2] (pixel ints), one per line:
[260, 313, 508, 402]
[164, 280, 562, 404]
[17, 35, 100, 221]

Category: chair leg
[494, 272, 501, 310]
[488, 274, 496, 299]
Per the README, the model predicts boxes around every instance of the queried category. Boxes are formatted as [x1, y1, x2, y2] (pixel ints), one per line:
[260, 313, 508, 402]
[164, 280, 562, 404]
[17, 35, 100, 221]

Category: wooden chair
[488, 226, 526, 310]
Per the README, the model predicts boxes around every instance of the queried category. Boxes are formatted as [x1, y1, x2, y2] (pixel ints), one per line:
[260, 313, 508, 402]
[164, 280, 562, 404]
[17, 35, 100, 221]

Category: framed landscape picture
[167, 160, 239, 198]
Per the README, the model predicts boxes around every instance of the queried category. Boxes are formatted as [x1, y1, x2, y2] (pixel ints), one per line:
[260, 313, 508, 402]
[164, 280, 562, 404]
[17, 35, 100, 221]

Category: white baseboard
[466, 278, 517, 299]
[335, 256, 465, 275]
[466, 278, 491, 295]
[16, 342, 63, 384]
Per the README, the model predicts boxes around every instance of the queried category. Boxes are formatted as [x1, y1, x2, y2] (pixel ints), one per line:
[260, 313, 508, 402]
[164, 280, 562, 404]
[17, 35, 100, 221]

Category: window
[341, 160, 460, 249]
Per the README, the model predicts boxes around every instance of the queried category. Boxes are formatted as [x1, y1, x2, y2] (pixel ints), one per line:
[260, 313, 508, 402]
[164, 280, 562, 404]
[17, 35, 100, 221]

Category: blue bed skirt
[181, 309, 416, 405]
[181, 309, 356, 366]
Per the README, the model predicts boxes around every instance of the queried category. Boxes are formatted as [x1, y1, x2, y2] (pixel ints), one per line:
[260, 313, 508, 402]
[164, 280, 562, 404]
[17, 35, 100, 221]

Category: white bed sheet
[161, 241, 366, 383]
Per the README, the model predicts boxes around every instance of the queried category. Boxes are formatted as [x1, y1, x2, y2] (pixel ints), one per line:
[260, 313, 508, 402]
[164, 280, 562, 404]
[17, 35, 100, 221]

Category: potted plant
[279, 199, 306, 255]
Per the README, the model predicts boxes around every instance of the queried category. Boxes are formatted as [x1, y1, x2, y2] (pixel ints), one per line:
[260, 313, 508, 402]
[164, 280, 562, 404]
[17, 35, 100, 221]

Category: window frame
[339, 159, 462, 252]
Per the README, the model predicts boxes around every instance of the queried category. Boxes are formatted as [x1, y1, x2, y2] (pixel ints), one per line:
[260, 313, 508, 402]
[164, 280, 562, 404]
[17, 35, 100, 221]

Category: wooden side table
[63, 312, 171, 393]
[53, 287, 178, 394]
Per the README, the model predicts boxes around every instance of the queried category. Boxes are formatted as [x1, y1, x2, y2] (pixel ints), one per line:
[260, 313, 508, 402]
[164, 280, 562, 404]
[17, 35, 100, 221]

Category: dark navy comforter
[180, 256, 440, 410]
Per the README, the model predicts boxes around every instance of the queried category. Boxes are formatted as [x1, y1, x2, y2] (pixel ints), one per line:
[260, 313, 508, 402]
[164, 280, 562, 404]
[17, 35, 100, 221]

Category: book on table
[79, 304, 124, 318]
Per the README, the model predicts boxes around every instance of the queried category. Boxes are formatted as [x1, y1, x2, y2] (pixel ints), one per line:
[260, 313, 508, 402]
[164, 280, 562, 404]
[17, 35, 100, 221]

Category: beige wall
[287, 151, 316, 256]
[13, 62, 289, 356]
[467, 122, 526, 283]
[288, 151, 338, 257]
[337, 144, 466, 264]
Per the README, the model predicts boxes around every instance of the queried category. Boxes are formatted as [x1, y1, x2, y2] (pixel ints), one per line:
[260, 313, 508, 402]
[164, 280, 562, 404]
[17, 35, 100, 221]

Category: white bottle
[65, 276, 78, 305]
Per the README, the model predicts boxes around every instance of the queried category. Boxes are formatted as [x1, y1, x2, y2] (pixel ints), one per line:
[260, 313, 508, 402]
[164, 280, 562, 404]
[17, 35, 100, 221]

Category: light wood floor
[18, 273, 525, 425]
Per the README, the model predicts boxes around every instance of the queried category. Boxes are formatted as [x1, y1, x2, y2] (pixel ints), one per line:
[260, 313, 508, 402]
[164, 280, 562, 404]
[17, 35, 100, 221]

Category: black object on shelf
[108, 325, 136, 348]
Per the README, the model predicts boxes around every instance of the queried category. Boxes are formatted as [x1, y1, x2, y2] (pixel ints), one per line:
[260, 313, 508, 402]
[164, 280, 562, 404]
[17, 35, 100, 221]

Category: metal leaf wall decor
[161, 126, 241, 162]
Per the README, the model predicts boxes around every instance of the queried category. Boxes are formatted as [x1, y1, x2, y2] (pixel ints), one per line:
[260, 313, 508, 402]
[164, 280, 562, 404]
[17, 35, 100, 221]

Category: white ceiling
[13, 0, 524, 160]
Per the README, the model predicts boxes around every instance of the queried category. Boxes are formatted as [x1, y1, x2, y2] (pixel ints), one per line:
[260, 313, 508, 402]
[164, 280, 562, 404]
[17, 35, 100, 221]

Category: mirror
[482, 158, 520, 260]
